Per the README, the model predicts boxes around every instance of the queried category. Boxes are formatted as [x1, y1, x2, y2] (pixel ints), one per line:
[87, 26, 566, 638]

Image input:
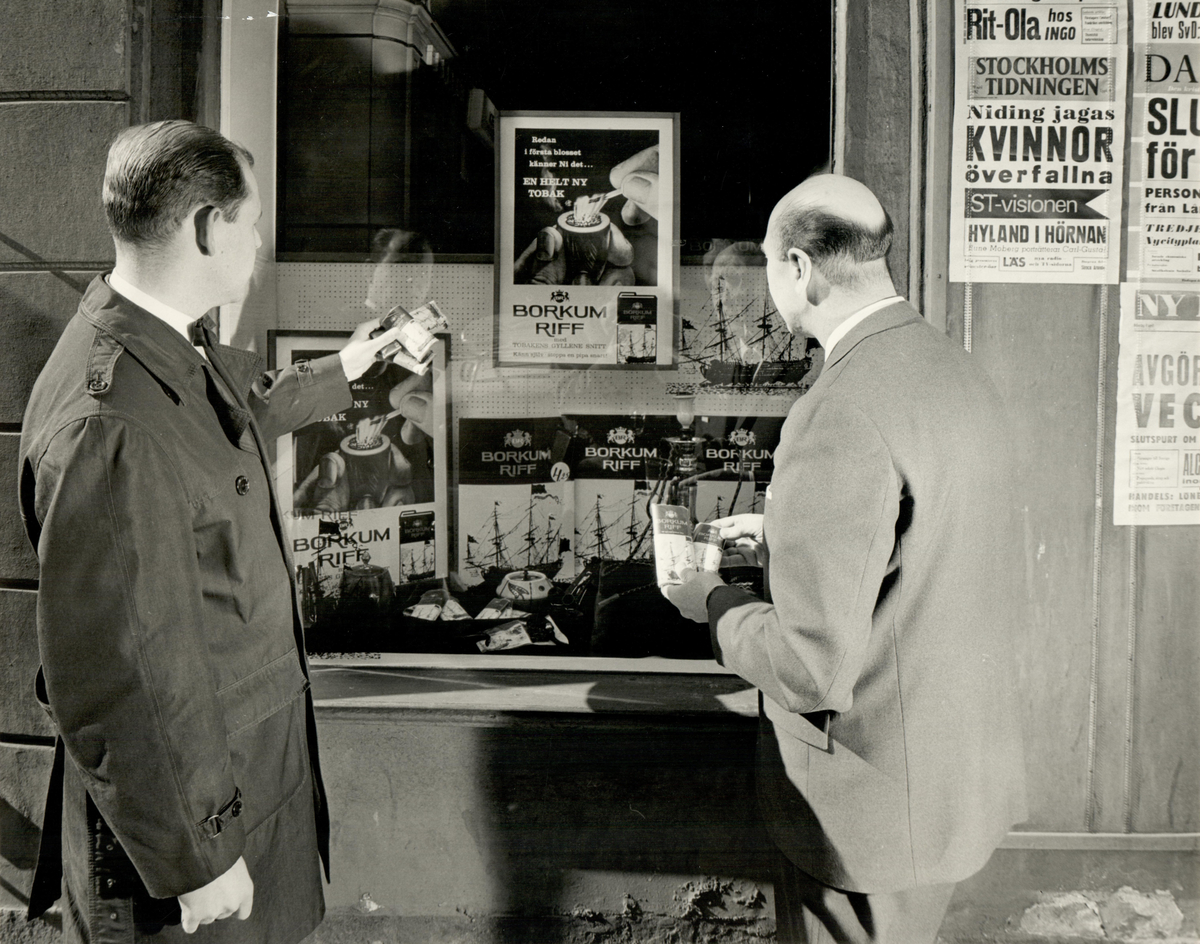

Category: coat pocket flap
[217, 652, 309, 737]
[761, 694, 830, 751]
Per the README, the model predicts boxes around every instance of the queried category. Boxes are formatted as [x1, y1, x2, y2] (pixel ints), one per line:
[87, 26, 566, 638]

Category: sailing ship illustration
[400, 542, 436, 581]
[464, 488, 569, 584]
[681, 277, 821, 389]
[617, 324, 657, 364]
[575, 487, 654, 563]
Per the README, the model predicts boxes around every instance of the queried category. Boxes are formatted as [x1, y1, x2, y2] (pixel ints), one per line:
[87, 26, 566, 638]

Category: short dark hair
[103, 121, 254, 247]
[772, 204, 893, 288]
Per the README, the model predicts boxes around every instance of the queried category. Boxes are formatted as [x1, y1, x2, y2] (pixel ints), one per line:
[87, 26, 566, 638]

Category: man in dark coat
[665, 174, 1027, 943]
[19, 121, 405, 942]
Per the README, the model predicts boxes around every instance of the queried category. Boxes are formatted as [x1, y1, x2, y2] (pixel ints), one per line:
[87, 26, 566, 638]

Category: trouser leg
[772, 851, 956, 944]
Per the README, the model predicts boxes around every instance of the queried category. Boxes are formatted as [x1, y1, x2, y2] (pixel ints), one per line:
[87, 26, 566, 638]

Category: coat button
[235, 475, 250, 496]
[87, 379, 108, 392]
[231, 797, 243, 818]
[109, 911, 119, 921]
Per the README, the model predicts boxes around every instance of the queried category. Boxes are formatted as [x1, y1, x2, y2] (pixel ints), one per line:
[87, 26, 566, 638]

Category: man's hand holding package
[663, 568, 726, 623]
[336, 318, 404, 382]
[711, 513, 768, 568]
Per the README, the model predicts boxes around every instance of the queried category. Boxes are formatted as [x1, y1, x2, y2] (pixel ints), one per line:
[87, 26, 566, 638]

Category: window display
[270, 0, 833, 669]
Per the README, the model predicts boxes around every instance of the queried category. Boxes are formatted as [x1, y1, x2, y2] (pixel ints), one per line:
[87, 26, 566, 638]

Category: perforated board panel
[276, 263, 803, 421]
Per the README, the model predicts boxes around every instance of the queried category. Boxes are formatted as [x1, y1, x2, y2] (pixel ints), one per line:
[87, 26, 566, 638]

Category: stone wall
[0, 0, 217, 928]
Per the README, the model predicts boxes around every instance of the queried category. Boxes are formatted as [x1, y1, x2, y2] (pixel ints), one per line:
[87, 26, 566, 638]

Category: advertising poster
[495, 111, 678, 367]
[269, 332, 449, 627]
[949, 0, 1127, 283]
[456, 418, 576, 587]
[558, 413, 785, 563]
[562, 414, 678, 563]
[1114, 283, 1200, 525]
[1128, 1, 1200, 282]
[692, 416, 784, 522]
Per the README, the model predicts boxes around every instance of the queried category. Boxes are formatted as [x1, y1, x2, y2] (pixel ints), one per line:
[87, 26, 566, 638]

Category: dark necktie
[187, 315, 219, 349]
[189, 317, 252, 443]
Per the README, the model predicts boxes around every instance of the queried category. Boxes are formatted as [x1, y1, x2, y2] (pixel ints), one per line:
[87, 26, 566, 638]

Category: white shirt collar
[824, 295, 904, 358]
[107, 270, 201, 348]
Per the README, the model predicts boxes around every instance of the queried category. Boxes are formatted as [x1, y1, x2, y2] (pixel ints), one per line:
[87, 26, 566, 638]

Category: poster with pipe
[268, 330, 450, 627]
[495, 111, 678, 367]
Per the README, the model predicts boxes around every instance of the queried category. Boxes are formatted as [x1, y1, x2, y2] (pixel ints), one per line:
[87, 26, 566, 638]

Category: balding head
[766, 174, 893, 290]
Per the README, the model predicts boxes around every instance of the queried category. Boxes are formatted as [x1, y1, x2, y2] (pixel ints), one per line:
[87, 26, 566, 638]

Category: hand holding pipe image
[515, 145, 660, 285]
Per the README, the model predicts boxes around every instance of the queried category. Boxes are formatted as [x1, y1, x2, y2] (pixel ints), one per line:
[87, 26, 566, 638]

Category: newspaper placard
[1114, 283, 1200, 525]
[1128, 1, 1200, 282]
[495, 111, 678, 367]
[950, 0, 1127, 283]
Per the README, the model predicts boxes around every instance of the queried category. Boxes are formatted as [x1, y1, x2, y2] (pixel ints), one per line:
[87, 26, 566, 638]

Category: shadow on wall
[0, 273, 90, 428]
[0, 796, 41, 909]
[0, 797, 39, 874]
[466, 686, 772, 920]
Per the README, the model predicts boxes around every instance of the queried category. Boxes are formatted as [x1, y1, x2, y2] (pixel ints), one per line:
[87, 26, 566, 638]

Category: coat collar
[78, 275, 207, 403]
[77, 275, 266, 409]
[821, 300, 923, 370]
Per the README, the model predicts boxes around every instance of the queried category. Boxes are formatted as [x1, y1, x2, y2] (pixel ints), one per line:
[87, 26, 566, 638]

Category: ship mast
[757, 295, 774, 361]
[539, 515, 559, 566]
[709, 495, 724, 522]
[490, 502, 507, 570]
[712, 276, 731, 361]
[622, 494, 642, 559]
[588, 495, 612, 560]
[522, 494, 539, 570]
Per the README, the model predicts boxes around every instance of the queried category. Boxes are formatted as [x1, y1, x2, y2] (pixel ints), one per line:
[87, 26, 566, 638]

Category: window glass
[273, 0, 832, 667]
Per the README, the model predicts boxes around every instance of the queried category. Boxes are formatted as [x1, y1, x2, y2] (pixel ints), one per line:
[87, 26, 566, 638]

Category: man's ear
[790, 249, 830, 306]
[788, 248, 812, 300]
[193, 205, 218, 256]
[805, 266, 830, 306]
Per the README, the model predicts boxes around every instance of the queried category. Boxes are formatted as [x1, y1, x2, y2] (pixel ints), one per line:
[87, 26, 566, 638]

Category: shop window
[267, 0, 833, 669]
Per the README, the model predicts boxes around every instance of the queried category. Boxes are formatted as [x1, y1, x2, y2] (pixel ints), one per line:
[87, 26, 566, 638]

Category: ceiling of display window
[434, 0, 833, 244]
[277, 0, 832, 256]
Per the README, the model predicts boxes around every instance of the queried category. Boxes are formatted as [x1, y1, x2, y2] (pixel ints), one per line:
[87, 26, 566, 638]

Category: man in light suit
[665, 174, 1027, 943]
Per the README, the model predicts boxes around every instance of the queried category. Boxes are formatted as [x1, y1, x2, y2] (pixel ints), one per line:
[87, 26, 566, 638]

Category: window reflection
[365, 229, 435, 314]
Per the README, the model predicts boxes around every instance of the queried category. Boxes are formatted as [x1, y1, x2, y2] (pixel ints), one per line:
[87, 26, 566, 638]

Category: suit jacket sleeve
[30, 415, 246, 899]
[245, 352, 353, 442]
[707, 396, 899, 715]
